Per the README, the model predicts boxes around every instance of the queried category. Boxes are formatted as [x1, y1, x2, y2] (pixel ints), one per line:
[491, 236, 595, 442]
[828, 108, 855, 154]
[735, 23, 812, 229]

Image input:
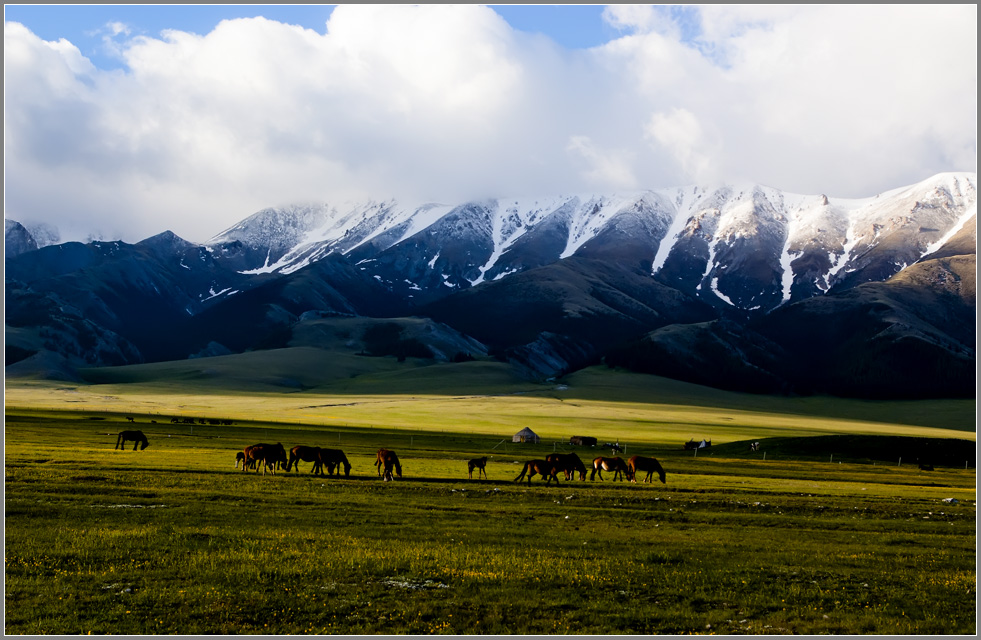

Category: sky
[4, 4, 977, 244]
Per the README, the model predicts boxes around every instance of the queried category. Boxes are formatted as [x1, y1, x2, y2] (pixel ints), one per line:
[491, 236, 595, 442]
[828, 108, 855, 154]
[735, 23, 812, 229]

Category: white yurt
[512, 427, 540, 444]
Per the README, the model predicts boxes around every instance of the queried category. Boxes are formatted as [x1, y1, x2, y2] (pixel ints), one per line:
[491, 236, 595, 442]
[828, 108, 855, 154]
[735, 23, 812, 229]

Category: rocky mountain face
[5, 172, 976, 398]
[5, 220, 38, 258]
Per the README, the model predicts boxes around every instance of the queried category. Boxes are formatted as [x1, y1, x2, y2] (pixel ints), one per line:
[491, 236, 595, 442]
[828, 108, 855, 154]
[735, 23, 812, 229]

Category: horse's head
[140, 441, 150, 450]
[658, 469, 666, 484]
[343, 462, 352, 477]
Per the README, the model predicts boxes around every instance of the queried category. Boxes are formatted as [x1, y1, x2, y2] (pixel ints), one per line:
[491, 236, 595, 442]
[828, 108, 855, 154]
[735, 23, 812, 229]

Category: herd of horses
[233, 446, 665, 485]
[513, 452, 666, 485]
[234, 444, 352, 477]
[113, 431, 666, 485]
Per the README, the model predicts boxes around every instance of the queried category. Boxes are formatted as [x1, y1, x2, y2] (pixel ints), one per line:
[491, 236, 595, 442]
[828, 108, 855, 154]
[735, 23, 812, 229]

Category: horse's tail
[514, 462, 530, 483]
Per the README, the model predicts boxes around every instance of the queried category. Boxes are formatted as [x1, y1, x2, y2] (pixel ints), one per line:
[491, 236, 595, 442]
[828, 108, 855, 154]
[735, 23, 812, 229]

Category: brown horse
[375, 449, 402, 481]
[318, 448, 352, 477]
[628, 455, 667, 484]
[591, 456, 633, 482]
[115, 430, 149, 451]
[546, 452, 587, 481]
[513, 459, 560, 485]
[242, 443, 288, 476]
[287, 446, 325, 475]
[468, 456, 488, 480]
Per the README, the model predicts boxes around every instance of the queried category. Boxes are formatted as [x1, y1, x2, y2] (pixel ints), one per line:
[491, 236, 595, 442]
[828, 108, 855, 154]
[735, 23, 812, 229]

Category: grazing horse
[375, 449, 402, 481]
[468, 456, 488, 480]
[235, 451, 258, 470]
[513, 459, 560, 485]
[318, 448, 352, 477]
[242, 443, 288, 476]
[590, 456, 633, 482]
[115, 430, 149, 451]
[287, 446, 326, 475]
[627, 455, 667, 484]
[546, 452, 587, 481]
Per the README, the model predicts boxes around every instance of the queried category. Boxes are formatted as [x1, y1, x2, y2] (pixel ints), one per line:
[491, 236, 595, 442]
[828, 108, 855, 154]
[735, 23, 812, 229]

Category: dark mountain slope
[604, 248, 976, 399]
[178, 254, 411, 356]
[422, 256, 716, 351]
[755, 253, 976, 398]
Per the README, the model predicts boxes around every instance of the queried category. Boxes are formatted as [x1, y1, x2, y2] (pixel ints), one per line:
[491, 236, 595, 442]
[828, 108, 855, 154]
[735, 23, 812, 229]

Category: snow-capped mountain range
[205, 172, 976, 312]
[5, 171, 976, 398]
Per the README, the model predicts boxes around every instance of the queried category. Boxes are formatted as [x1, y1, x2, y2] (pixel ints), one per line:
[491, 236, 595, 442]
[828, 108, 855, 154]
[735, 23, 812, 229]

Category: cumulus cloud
[3, 5, 976, 243]
[566, 135, 638, 190]
[644, 108, 718, 184]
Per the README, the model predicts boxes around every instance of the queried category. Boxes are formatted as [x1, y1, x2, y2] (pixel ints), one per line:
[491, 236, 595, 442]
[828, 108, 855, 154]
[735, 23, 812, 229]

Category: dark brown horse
[468, 456, 488, 480]
[115, 430, 149, 451]
[546, 452, 587, 481]
[242, 443, 288, 476]
[318, 448, 352, 477]
[628, 455, 666, 484]
[375, 449, 402, 481]
[590, 456, 633, 481]
[235, 451, 256, 470]
[513, 459, 560, 485]
[287, 446, 325, 475]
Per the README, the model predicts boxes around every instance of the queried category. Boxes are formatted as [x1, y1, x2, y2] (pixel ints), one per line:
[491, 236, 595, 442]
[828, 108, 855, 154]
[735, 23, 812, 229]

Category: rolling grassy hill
[5, 346, 975, 450]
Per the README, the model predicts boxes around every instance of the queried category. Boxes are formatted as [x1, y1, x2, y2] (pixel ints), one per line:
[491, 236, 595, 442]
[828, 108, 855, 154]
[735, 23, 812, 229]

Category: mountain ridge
[5, 171, 976, 398]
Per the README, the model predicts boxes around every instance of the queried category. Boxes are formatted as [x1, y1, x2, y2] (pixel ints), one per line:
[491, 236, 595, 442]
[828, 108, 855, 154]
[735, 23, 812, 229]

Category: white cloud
[644, 108, 718, 185]
[3, 5, 976, 243]
[566, 135, 638, 190]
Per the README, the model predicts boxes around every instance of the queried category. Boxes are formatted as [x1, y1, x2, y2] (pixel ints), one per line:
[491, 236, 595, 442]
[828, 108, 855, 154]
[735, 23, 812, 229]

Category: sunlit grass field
[5, 361, 977, 634]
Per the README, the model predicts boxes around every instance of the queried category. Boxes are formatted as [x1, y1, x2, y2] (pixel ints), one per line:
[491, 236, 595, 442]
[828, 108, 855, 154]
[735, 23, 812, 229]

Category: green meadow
[4, 354, 977, 634]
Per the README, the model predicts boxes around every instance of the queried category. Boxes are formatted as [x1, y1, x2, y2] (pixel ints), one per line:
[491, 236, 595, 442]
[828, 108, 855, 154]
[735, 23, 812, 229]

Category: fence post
[830, 454, 833, 463]
[898, 457, 902, 467]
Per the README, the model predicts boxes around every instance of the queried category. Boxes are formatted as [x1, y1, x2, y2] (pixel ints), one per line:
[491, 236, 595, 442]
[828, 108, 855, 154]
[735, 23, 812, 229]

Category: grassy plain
[4, 358, 977, 634]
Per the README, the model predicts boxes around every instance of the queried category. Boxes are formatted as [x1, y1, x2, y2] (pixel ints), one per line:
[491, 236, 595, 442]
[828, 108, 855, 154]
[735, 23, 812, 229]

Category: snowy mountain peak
[201, 173, 976, 312]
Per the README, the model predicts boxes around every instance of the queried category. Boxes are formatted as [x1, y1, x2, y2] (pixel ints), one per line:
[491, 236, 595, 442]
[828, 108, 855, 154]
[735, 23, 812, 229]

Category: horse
[546, 452, 587, 481]
[235, 451, 253, 470]
[627, 455, 667, 484]
[287, 446, 326, 475]
[318, 448, 352, 477]
[590, 456, 633, 482]
[115, 430, 149, 451]
[242, 443, 288, 476]
[375, 449, 402, 481]
[468, 456, 488, 480]
[513, 459, 560, 485]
